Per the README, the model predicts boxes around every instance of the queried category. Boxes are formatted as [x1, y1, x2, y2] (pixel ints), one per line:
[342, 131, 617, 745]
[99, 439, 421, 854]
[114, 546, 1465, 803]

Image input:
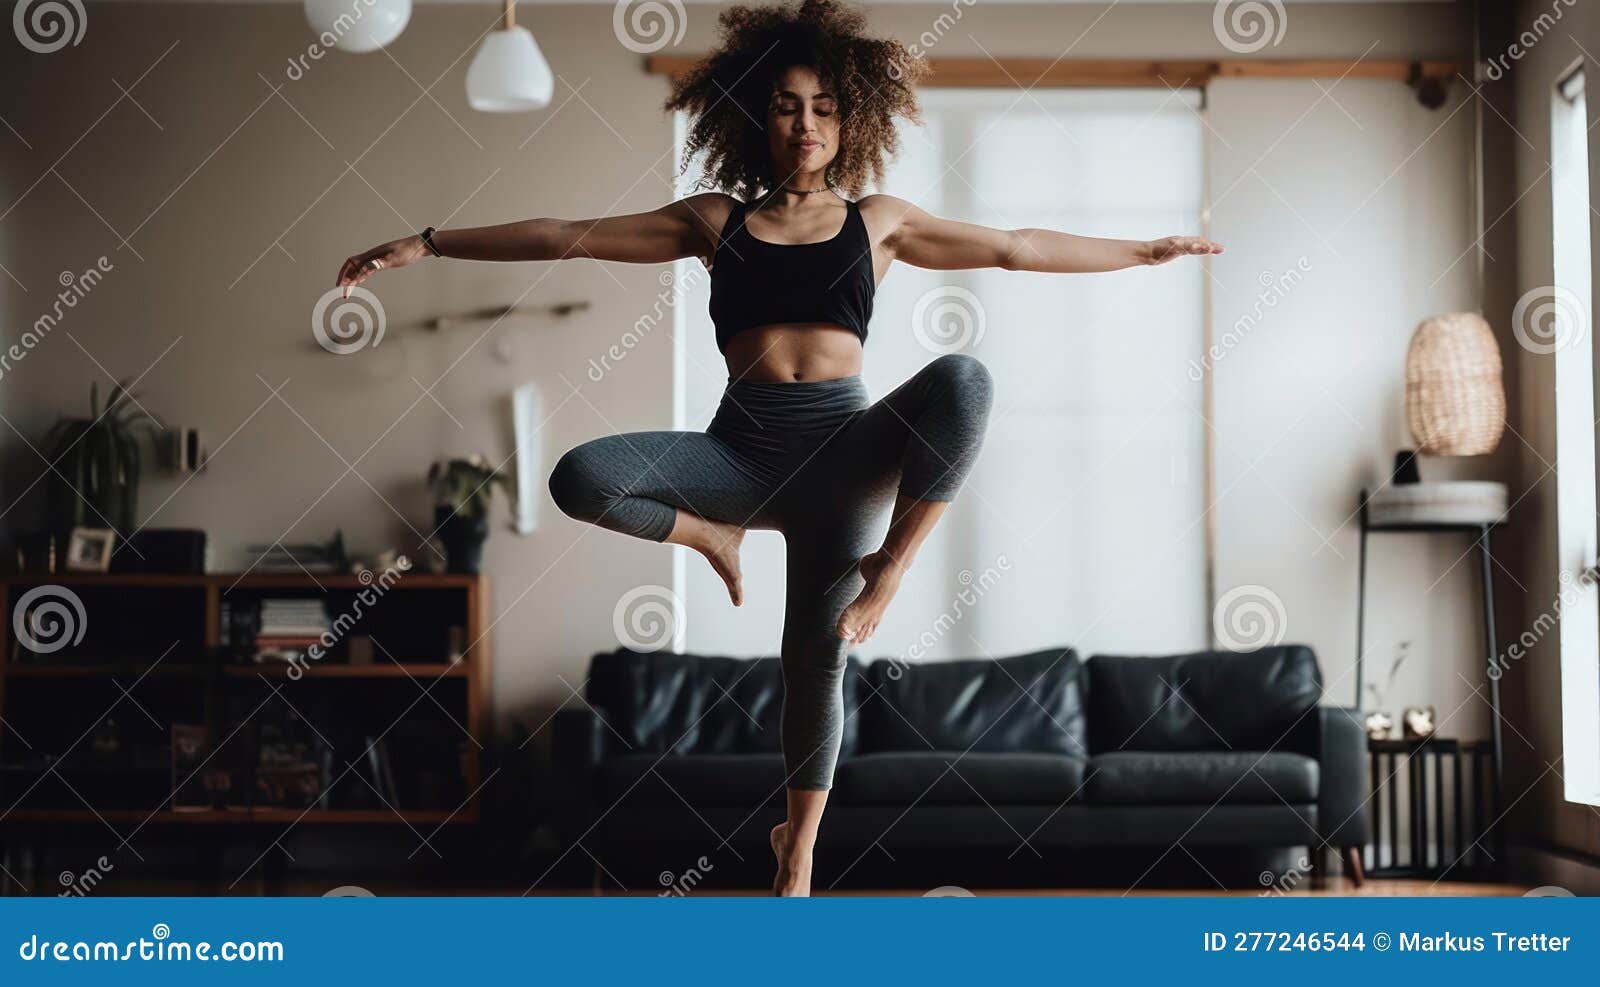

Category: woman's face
[765, 64, 840, 186]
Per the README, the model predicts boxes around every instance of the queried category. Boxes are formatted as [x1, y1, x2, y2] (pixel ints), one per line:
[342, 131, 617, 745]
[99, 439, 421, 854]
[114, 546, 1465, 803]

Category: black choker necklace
[779, 184, 831, 195]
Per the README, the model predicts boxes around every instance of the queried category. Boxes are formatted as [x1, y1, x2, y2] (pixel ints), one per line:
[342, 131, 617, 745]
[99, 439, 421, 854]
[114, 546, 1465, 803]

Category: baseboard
[1509, 842, 1600, 895]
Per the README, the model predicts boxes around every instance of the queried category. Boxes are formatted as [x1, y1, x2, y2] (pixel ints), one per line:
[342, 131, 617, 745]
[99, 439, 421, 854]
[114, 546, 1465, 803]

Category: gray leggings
[548, 353, 994, 790]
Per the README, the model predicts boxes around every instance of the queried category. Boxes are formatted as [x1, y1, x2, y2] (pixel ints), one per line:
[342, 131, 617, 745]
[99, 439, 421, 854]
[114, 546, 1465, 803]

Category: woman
[335, 0, 1220, 896]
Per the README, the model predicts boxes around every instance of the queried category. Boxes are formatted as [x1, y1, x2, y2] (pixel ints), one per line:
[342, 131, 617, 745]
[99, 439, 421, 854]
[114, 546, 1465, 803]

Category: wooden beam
[645, 55, 1460, 89]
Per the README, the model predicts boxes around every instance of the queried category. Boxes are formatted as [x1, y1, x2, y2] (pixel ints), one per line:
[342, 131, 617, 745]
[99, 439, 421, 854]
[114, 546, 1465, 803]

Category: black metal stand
[1355, 493, 1505, 875]
[1365, 738, 1499, 878]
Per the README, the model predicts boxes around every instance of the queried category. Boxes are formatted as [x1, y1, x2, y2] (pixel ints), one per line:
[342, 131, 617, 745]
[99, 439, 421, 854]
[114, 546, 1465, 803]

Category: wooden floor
[277, 877, 1531, 897]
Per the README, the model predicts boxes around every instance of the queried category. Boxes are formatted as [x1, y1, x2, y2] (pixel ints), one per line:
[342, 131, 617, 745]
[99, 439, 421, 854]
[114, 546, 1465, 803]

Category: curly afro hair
[665, 0, 929, 201]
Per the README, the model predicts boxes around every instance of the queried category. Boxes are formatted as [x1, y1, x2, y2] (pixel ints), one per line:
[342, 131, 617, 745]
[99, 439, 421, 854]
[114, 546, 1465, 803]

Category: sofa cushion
[1085, 751, 1318, 805]
[586, 649, 861, 756]
[1087, 646, 1322, 753]
[598, 753, 786, 807]
[834, 751, 1087, 806]
[861, 648, 1086, 756]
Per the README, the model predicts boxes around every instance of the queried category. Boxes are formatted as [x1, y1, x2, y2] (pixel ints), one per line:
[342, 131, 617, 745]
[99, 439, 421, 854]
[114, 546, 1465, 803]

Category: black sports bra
[707, 197, 876, 354]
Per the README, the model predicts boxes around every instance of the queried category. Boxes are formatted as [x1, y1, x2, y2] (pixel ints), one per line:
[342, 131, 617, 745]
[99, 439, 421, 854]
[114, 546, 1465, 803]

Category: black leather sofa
[552, 645, 1369, 889]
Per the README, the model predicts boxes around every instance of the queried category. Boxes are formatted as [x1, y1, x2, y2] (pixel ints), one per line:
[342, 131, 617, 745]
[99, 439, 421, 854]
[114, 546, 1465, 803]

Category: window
[1550, 64, 1600, 806]
[672, 89, 1209, 663]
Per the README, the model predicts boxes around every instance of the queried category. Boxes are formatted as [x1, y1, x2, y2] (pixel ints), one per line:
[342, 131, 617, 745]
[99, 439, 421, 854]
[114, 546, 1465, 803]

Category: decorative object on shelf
[1391, 449, 1420, 485]
[1403, 705, 1437, 740]
[429, 454, 513, 574]
[424, 300, 589, 333]
[1362, 640, 1410, 741]
[1405, 311, 1505, 457]
[1363, 481, 1508, 527]
[64, 527, 115, 572]
[1363, 710, 1394, 742]
[158, 427, 208, 475]
[303, 0, 410, 53]
[13, 531, 56, 572]
[44, 379, 165, 549]
[467, 0, 554, 112]
[244, 530, 348, 573]
[109, 528, 207, 574]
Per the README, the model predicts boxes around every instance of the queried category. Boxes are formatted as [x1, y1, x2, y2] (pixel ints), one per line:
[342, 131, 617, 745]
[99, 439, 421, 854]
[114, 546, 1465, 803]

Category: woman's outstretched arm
[334, 193, 727, 297]
[863, 194, 1222, 274]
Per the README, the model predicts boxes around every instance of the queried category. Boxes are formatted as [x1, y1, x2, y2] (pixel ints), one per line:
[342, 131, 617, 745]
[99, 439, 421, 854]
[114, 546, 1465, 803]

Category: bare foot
[696, 519, 745, 606]
[836, 550, 907, 644]
[770, 822, 789, 895]
[769, 822, 813, 897]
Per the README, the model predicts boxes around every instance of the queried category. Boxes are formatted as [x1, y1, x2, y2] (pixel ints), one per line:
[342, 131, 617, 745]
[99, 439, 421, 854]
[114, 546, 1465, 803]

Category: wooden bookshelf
[0, 572, 491, 826]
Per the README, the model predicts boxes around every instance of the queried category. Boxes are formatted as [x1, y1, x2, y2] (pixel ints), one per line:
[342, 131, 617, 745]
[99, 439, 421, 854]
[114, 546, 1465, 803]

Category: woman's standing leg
[769, 510, 881, 896]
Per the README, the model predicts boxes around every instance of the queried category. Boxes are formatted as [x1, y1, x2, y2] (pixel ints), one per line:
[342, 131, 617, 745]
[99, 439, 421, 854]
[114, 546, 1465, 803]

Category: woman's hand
[336, 235, 431, 297]
[1142, 235, 1224, 266]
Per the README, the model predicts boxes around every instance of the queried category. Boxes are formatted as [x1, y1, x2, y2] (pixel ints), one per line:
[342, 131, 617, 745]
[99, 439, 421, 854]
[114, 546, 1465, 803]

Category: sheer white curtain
[674, 88, 1208, 663]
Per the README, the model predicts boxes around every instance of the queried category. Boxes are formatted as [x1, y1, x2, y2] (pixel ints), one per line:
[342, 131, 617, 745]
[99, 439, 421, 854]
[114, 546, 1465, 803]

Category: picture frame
[65, 527, 115, 572]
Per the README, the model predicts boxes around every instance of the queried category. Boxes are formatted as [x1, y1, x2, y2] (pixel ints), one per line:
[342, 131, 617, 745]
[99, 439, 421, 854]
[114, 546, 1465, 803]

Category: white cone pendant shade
[467, 25, 554, 112]
[304, 0, 411, 54]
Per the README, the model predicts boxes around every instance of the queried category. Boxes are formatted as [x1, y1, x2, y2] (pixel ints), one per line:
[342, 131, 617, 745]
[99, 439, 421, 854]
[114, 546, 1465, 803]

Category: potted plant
[429, 454, 512, 574]
[45, 379, 164, 553]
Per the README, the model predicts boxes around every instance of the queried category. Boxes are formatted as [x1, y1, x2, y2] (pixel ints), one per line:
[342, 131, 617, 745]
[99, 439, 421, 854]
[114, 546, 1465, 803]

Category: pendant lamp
[467, 0, 554, 113]
[304, 0, 411, 54]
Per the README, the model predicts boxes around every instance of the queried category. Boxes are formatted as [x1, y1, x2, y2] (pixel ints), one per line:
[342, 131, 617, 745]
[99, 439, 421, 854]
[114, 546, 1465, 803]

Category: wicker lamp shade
[1405, 312, 1506, 456]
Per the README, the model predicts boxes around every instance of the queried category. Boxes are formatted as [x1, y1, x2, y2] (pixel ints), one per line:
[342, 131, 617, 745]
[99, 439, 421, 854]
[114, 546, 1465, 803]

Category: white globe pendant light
[304, 0, 411, 54]
[467, 0, 554, 113]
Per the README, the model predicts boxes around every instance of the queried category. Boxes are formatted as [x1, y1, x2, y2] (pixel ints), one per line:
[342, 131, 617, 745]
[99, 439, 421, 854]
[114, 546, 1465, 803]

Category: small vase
[434, 506, 489, 575]
[1364, 711, 1394, 742]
